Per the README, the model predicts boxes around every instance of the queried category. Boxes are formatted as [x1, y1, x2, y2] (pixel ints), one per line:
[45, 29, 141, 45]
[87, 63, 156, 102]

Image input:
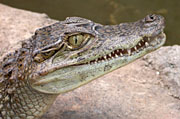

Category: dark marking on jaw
[104, 65, 112, 72]
[77, 57, 85, 62]
[79, 73, 88, 82]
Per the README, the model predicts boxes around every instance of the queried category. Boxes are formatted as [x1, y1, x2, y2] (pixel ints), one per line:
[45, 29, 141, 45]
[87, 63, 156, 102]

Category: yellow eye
[68, 35, 84, 48]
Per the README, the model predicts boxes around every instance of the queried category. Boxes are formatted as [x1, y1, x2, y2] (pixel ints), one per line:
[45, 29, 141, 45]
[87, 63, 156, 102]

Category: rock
[143, 45, 180, 100]
[0, 3, 180, 119]
[42, 46, 180, 119]
[0, 4, 56, 59]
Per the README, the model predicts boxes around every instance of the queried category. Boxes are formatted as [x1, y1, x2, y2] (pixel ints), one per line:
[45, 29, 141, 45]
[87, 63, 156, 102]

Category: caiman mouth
[33, 31, 166, 94]
[80, 31, 165, 65]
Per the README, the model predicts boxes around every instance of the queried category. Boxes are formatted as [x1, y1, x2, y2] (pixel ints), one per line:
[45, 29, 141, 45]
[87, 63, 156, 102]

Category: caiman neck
[0, 39, 57, 119]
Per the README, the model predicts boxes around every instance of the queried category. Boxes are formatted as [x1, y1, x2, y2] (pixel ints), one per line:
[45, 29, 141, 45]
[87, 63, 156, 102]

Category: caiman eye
[34, 50, 56, 63]
[68, 34, 84, 48]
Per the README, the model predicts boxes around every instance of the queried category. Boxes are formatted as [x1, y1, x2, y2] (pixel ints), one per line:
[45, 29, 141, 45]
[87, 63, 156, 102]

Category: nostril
[145, 14, 156, 23]
[150, 15, 154, 20]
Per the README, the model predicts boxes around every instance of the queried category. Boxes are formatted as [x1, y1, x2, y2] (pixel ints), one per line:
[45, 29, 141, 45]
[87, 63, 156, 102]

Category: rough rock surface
[0, 4, 56, 59]
[0, 4, 180, 119]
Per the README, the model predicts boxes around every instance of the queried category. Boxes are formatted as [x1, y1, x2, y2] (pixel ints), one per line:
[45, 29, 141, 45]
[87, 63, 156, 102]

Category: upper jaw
[32, 15, 166, 79]
[68, 31, 166, 66]
[33, 29, 166, 80]
[150, 28, 164, 38]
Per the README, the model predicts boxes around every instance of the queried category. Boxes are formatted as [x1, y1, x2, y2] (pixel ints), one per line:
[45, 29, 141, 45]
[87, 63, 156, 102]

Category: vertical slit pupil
[75, 37, 78, 44]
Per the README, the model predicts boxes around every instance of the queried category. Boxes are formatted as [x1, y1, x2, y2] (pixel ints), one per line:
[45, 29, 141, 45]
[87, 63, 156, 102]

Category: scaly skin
[0, 14, 166, 119]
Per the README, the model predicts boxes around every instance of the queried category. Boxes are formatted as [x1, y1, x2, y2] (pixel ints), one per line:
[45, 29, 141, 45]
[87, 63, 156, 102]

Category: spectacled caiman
[0, 14, 166, 119]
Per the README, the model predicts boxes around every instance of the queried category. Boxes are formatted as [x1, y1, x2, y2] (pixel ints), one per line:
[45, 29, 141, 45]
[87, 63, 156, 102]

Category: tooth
[145, 42, 149, 47]
[108, 54, 111, 57]
[115, 54, 118, 58]
[104, 56, 107, 59]
[120, 53, 123, 56]
[127, 49, 131, 55]
[148, 37, 150, 41]
[134, 46, 137, 51]
[142, 39, 144, 42]
[138, 43, 141, 46]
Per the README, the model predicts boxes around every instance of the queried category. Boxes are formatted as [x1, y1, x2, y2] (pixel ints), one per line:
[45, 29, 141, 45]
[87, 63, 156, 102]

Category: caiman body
[0, 14, 166, 119]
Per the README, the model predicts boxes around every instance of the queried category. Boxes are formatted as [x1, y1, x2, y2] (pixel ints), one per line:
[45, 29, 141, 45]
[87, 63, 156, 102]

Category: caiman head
[30, 14, 166, 94]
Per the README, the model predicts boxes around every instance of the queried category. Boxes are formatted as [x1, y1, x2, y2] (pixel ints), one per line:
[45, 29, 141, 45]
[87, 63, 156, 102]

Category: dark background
[1, 0, 180, 45]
